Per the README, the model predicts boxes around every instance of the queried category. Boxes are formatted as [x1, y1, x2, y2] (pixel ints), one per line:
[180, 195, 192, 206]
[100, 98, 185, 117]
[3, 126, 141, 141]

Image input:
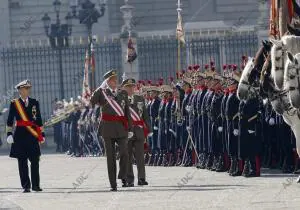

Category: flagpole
[177, 0, 182, 75]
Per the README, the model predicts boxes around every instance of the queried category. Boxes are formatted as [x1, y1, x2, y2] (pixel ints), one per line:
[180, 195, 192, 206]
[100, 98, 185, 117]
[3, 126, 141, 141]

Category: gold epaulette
[248, 114, 258, 122]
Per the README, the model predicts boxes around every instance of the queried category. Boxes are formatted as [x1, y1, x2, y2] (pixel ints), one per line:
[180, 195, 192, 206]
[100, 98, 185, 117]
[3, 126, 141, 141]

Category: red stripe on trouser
[238, 160, 244, 172]
[192, 150, 196, 164]
[255, 156, 261, 176]
[224, 152, 229, 170]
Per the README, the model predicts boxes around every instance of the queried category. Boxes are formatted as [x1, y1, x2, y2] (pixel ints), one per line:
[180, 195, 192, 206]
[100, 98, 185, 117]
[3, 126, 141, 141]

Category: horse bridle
[274, 46, 286, 72]
[287, 62, 300, 94]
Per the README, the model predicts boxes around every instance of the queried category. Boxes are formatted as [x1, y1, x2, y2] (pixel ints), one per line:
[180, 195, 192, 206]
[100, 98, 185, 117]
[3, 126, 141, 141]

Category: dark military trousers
[151, 128, 159, 153]
[158, 121, 167, 150]
[104, 138, 128, 188]
[17, 156, 40, 189]
[227, 121, 238, 157]
[197, 117, 203, 153]
[181, 120, 189, 148]
[202, 114, 209, 153]
[211, 122, 222, 155]
[176, 124, 183, 149]
[127, 135, 146, 183]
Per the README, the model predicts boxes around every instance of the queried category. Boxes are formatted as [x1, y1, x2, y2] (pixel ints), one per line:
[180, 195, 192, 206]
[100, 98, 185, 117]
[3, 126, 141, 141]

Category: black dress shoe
[138, 179, 148, 186]
[122, 179, 129, 187]
[32, 187, 43, 192]
[23, 188, 31, 193]
[110, 187, 117, 191]
[128, 182, 134, 187]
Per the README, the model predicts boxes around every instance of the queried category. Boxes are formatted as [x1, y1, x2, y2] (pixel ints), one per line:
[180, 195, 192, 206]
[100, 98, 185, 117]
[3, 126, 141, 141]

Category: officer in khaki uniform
[121, 78, 152, 186]
[90, 70, 133, 191]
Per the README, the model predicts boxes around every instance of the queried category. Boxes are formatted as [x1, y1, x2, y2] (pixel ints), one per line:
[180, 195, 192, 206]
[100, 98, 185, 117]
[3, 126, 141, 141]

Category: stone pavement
[0, 152, 300, 210]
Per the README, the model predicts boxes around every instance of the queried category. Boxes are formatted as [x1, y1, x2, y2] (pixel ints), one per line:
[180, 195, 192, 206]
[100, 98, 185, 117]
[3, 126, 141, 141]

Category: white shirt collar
[20, 97, 28, 103]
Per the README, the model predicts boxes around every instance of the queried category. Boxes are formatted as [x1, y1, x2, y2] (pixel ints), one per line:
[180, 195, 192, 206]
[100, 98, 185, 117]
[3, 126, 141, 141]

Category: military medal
[121, 100, 126, 111]
[32, 105, 37, 120]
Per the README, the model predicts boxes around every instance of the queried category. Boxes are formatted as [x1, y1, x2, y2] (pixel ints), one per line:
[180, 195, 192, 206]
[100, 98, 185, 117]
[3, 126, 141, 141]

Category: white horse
[284, 52, 300, 108]
[237, 58, 256, 101]
[270, 35, 300, 90]
[240, 54, 300, 181]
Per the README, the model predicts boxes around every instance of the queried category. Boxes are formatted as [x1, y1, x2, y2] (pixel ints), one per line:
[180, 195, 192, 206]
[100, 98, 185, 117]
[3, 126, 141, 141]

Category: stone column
[257, 0, 269, 46]
[120, 0, 139, 80]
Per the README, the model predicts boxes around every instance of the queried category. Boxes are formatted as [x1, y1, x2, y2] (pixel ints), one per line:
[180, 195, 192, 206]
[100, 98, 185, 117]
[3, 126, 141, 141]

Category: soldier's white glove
[233, 129, 239, 136]
[153, 126, 158, 130]
[128, 132, 134, 139]
[39, 137, 46, 145]
[7, 135, 14, 144]
[248, 130, 255, 134]
[147, 132, 153, 137]
[218, 127, 223, 132]
[269, 118, 275, 126]
[186, 126, 191, 131]
[169, 128, 176, 137]
[185, 106, 191, 112]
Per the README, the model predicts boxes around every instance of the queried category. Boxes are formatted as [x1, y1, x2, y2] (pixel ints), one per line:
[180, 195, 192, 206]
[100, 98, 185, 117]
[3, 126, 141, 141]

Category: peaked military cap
[15, 79, 32, 89]
[103, 70, 117, 80]
[121, 78, 136, 87]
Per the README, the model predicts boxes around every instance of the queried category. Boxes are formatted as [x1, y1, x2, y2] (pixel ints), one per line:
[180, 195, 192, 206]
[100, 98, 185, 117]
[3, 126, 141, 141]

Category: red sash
[101, 89, 129, 130]
[129, 107, 149, 137]
[14, 99, 43, 142]
[102, 89, 124, 116]
[101, 113, 128, 130]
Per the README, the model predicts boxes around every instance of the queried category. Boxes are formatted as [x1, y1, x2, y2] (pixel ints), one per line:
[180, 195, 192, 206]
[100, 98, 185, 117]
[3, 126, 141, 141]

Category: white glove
[7, 135, 14, 144]
[169, 128, 176, 137]
[147, 132, 153, 137]
[186, 126, 191, 131]
[153, 126, 158, 130]
[185, 106, 191, 112]
[218, 127, 223, 132]
[233, 129, 239, 136]
[128, 132, 134, 139]
[269, 118, 275, 126]
[248, 130, 255, 134]
[40, 137, 46, 144]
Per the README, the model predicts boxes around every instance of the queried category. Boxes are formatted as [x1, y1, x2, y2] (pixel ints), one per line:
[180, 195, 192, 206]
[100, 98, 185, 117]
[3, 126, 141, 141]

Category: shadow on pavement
[32, 187, 227, 194]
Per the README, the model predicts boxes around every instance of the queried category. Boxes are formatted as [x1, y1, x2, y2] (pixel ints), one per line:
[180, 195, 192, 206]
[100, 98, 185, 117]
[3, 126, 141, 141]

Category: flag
[176, 10, 185, 44]
[90, 43, 95, 73]
[82, 50, 91, 104]
[126, 38, 137, 64]
[292, 0, 300, 17]
[269, 0, 279, 38]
